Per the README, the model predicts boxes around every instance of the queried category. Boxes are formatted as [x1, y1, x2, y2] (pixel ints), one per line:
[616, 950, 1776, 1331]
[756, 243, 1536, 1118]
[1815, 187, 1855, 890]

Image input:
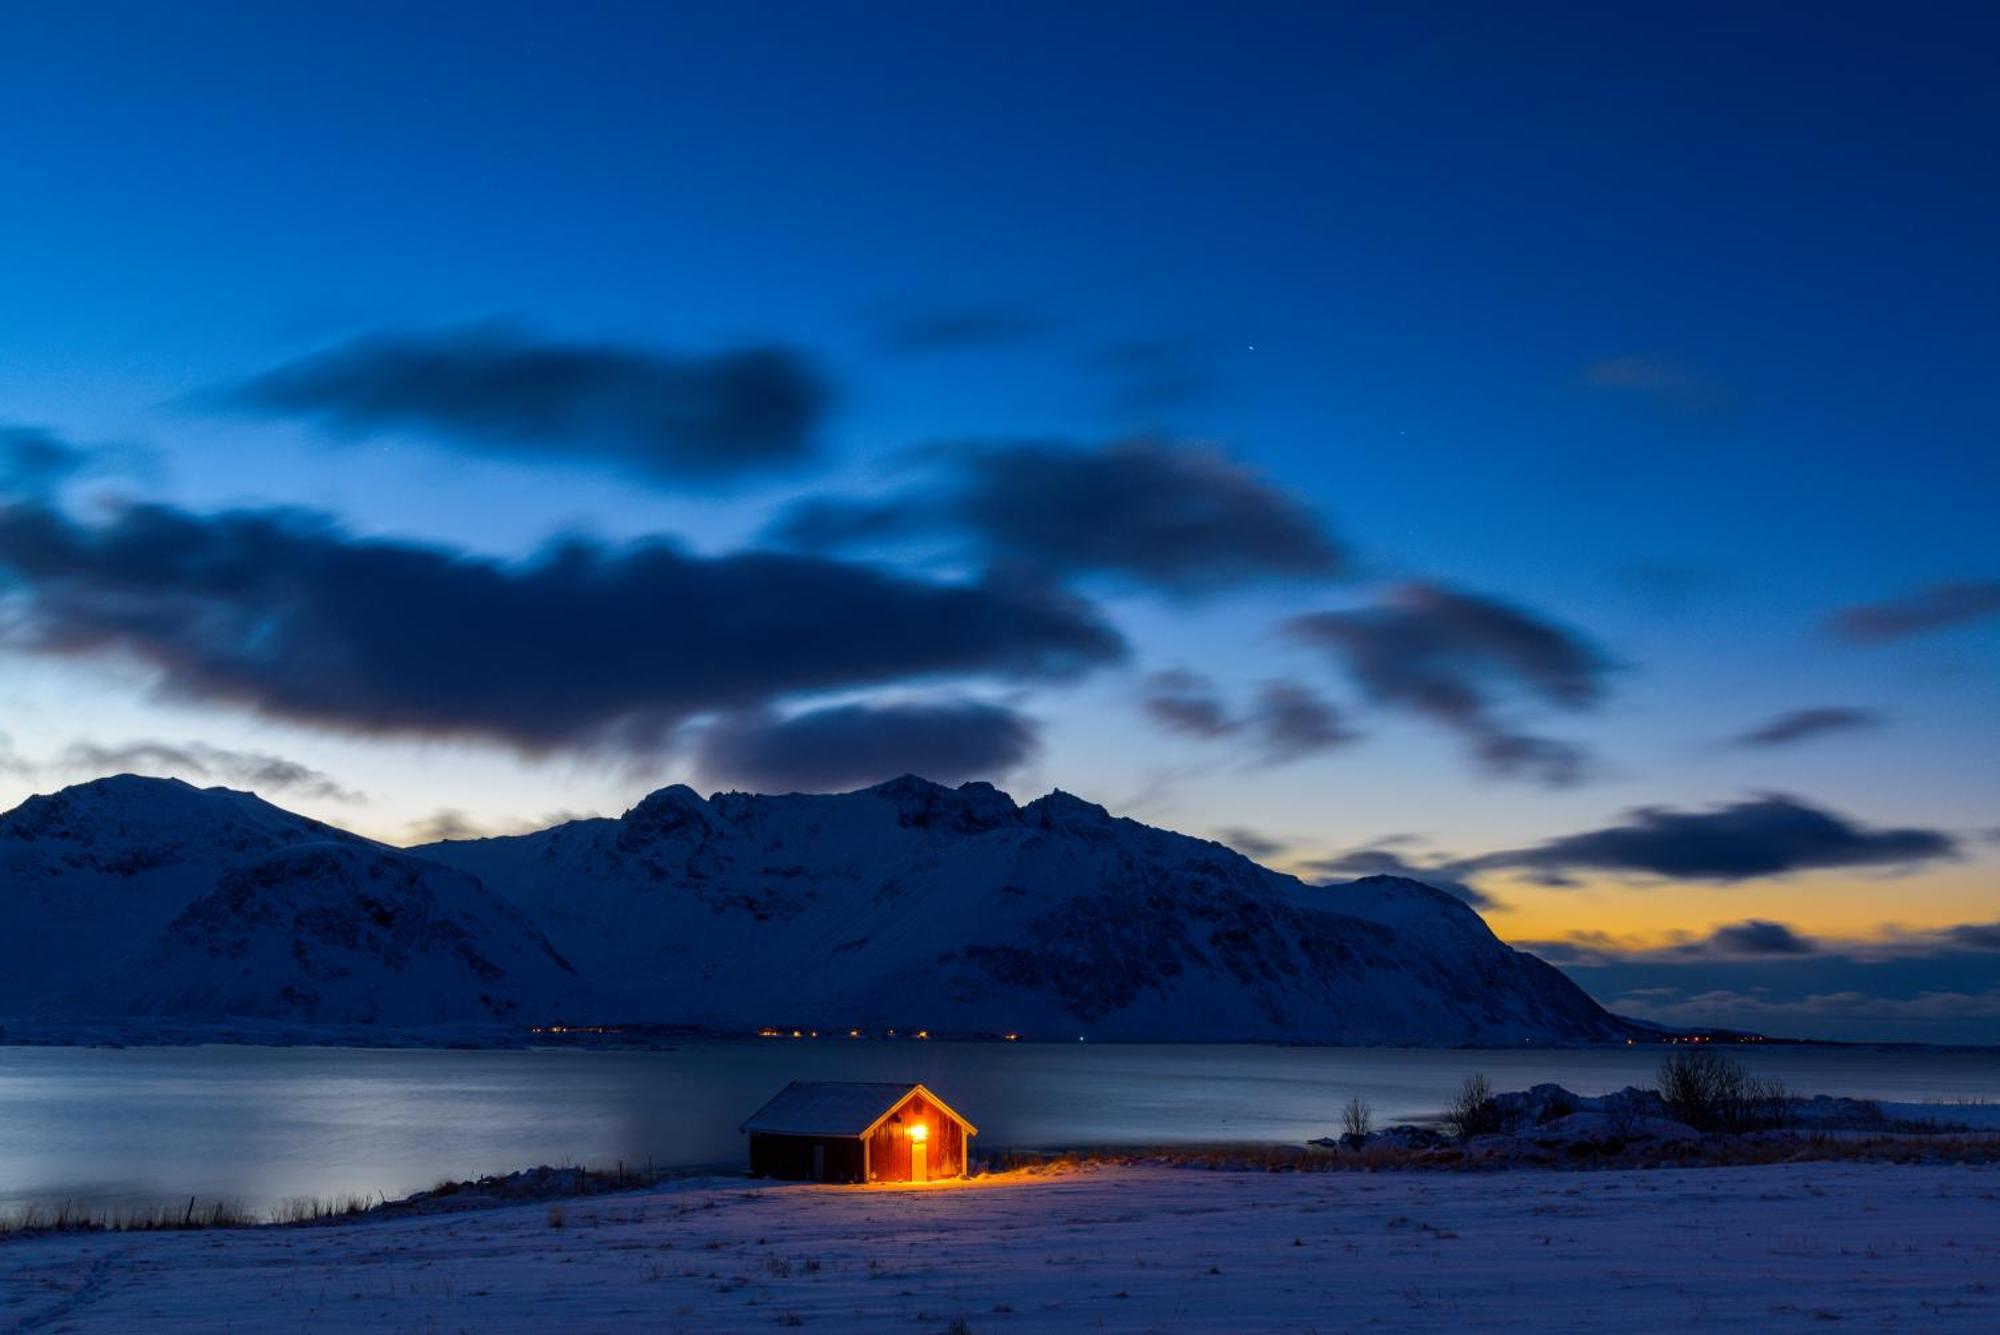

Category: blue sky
[1, 2, 1995, 1040]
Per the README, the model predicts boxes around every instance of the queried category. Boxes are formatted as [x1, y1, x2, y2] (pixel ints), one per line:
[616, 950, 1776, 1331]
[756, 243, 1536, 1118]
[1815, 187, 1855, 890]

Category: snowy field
[5, 1161, 1998, 1332]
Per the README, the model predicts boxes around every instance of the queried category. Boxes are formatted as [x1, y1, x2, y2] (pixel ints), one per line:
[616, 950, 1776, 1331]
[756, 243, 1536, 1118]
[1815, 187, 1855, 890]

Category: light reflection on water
[2, 1041, 1994, 1211]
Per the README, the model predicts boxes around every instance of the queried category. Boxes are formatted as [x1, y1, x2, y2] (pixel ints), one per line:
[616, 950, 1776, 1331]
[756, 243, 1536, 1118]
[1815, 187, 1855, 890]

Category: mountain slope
[0, 775, 368, 1007]
[64, 843, 587, 1025]
[422, 776, 1630, 1043]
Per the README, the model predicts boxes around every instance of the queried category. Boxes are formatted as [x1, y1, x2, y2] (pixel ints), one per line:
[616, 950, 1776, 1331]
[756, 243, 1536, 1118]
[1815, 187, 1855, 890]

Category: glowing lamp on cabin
[906, 1120, 928, 1143]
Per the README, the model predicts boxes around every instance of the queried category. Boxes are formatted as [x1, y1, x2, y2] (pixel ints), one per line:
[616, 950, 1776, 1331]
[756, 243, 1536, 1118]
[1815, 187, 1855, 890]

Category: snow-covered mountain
[0, 775, 369, 1008]
[0, 773, 1630, 1043]
[70, 843, 586, 1025]
[420, 775, 1631, 1044]
[0, 776, 588, 1029]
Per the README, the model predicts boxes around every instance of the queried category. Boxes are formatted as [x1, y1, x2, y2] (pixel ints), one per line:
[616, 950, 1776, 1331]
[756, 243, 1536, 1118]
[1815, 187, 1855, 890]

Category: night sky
[2, 3, 1995, 1041]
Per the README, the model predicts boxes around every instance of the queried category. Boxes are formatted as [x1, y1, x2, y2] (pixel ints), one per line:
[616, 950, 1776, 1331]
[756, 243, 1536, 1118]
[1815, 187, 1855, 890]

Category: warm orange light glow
[907, 1121, 928, 1142]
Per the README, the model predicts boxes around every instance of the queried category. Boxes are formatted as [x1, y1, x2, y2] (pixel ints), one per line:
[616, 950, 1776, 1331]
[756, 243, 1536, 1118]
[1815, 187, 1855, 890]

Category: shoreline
[10, 1121, 2000, 1241]
[3, 1020, 1994, 1055]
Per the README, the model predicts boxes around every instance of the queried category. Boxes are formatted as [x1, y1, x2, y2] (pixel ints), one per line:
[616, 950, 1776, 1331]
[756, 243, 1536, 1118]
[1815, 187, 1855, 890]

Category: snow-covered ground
[5, 1162, 1996, 1331]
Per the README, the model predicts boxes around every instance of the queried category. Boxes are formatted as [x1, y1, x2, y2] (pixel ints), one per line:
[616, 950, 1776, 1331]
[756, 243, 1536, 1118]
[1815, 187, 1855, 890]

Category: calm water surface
[3, 1042, 1995, 1211]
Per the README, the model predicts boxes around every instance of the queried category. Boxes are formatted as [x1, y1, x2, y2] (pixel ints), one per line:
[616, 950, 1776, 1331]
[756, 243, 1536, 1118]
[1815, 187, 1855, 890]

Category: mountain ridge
[418, 773, 1633, 1043]
[0, 773, 1636, 1044]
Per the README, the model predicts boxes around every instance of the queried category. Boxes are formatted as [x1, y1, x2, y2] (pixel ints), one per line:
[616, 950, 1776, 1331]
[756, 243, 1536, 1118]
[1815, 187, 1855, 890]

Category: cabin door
[811, 1145, 825, 1181]
[911, 1140, 928, 1183]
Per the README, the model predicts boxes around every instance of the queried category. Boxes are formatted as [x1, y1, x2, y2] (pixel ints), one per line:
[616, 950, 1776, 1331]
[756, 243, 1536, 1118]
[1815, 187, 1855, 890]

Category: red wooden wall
[864, 1089, 968, 1181]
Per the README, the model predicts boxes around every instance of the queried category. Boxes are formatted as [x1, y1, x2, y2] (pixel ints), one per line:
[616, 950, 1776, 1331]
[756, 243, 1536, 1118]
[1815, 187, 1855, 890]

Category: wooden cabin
[739, 1081, 976, 1183]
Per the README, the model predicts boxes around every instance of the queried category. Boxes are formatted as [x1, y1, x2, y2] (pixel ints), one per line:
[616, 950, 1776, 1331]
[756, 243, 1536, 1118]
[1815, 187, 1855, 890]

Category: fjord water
[3, 1042, 1996, 1212]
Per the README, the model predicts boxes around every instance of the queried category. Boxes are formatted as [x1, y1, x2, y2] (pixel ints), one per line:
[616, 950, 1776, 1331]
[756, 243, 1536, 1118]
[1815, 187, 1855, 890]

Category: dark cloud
[1286, 582, 1607, 786]
[1686, 919, 1819, 957]
[1827, 580, 2000, 643]
[1524, 921, 2000, 1043]
[1464, 794, 1957, 882]
[1249, 679, 1357, 762]
[0, 426, 90, 496]
[772, 438, 1345, 594]
[1213, 826, 1287, 861]
[0, 497, 1123, 753]
[1535, 918, 2000, 967]
[1141, 669, 1238, 739]
[1731, 707, 1883, 748]
[691, 698, 1038, 793]
[1301, 847, 1496, 910]
[1943, 922, 2000, 951]
[219, 325, 831, 485]
[54, 739, 362, 802]
[876, 305, 1051, 354]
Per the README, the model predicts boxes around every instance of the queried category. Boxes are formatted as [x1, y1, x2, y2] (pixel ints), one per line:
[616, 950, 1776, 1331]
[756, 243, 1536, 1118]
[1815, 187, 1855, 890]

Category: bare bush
[1342, 1095, 1373, 1138]
[1442, 1073, 1503, 1139]
[1657, 1047, 1793, 1132]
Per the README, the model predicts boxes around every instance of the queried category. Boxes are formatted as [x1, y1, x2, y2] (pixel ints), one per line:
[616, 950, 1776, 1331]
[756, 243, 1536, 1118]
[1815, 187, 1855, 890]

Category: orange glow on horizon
[1483, 865, 2000, 953]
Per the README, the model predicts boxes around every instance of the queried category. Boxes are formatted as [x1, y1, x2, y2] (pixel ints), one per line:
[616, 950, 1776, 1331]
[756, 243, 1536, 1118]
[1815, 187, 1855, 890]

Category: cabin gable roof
[739, 1081, 978, 1138]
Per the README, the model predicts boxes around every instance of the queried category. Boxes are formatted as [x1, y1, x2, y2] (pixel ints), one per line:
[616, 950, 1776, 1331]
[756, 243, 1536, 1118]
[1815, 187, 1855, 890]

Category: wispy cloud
[1138, 670, 1357, 765]
[1827, 580, 2000, 643]
[1729, 706, 1883, 748]
[5, 736, 361, 802]
[771, 438, 1346, 594]
[1287, 582, 1608, 786]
